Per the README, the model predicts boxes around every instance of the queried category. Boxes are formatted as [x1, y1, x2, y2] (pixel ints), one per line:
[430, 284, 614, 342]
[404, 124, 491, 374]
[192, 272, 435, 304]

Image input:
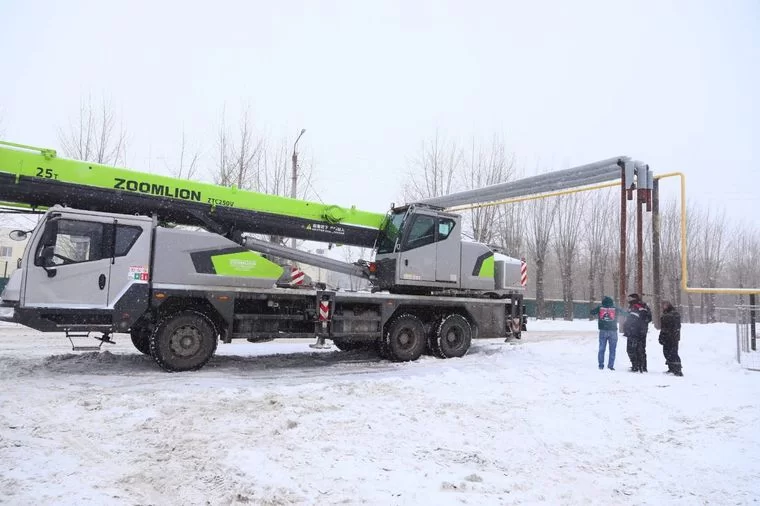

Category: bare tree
[58, 96, 127, 165]
[214, 108, 233, 186]
[462, 136, 516, 244]
[582, 189, 615, 313]
[659, 199, 683, 309]
[213, 107, 263, 189]
[497, 202, 525, 259]
[728, 221, 759, 304]
[597, 191, 619, 303]
[342, 246, 370, 291]
[553, 194, 586, 320]
[227, 108, 265, 189]
[212, 107, 319, 248]
[256, 137, 314, 200]
[526, 196, 558, 318]
[403, 130, 462, 202]
[694, 206, 727, 322]
[165, 129, 201, 180]
[683, 202, 703, 323]
[214, 107, 315, 199]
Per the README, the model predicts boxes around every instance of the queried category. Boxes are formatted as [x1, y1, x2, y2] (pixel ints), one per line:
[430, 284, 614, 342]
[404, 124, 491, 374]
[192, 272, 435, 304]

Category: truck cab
[1, 206, 153, 333]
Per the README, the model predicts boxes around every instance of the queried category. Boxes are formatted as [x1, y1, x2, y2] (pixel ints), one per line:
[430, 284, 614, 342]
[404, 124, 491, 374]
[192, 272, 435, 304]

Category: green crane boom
[0, 141, 386, 247]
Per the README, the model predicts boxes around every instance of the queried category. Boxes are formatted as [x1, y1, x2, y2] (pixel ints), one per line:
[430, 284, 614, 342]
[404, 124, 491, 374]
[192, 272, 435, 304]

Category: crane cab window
[36, 220, 106, 266]
[34, 220, 143, 266]
[401, 215, 457, 251]
[115, 225, 142, 256]
[402, 215, 437, 250]
[438, 218, 456, 241]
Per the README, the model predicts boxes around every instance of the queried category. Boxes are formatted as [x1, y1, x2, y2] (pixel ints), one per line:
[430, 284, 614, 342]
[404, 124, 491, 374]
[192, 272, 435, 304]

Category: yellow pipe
[655, 172, 760, 295]
[448, 171, 759, 295]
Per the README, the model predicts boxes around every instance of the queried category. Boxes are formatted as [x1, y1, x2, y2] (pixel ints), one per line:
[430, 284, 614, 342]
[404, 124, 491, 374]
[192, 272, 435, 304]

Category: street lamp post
[291, 128, 306, 249]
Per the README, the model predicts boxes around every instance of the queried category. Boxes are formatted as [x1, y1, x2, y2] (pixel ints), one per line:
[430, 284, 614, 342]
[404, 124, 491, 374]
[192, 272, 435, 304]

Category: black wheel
[130, 325, 152, 355]
[149, 311, 218, 372]
[383, 314, 426, 362]
[332, 338, 369, 351]
[430, 314, 472, 358]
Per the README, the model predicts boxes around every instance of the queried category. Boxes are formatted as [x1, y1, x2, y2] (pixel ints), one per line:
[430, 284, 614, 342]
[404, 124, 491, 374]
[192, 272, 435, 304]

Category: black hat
[627, 293, 640, 302]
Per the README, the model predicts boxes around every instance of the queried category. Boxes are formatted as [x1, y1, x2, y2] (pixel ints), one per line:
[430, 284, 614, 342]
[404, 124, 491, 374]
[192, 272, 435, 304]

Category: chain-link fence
[736, 305, 760, 371]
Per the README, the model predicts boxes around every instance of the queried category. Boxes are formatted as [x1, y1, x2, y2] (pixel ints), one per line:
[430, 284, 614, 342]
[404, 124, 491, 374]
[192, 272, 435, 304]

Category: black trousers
[662, 339, 682, 373]
[627, 336, 647, 371]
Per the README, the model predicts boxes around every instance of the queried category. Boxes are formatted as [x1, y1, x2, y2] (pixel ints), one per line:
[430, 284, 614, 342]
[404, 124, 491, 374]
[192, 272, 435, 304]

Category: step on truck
[0, 141, 540, 371]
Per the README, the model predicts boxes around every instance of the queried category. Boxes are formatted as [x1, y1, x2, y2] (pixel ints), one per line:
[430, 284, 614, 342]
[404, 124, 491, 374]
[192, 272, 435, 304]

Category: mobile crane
[0, 140, 626, 372]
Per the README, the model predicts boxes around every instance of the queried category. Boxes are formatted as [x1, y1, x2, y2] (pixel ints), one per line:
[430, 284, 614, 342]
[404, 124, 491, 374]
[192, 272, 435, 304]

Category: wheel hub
[170, 325, 202, 357]
[398, 330, 412, 347]
[445, 328, 462, 346]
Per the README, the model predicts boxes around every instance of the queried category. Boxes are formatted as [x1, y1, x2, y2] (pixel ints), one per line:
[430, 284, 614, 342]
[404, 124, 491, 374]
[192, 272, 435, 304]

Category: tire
[383, 314, 426, 362]
[430, 314, 472, 359]
[130, 326, 152, 355]
[149, 310, 218, 372]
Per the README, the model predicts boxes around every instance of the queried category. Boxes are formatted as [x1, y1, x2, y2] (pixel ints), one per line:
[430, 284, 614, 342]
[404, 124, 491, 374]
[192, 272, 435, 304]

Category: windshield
[376, 210, 407, 254]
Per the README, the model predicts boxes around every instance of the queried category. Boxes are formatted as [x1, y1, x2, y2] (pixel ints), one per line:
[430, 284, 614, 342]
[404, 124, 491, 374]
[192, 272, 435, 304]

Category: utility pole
[291, 128, 306, 249]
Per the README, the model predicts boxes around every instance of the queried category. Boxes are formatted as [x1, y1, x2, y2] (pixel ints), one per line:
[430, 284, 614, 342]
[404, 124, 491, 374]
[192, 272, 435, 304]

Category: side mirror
[9, 230, 28, 241]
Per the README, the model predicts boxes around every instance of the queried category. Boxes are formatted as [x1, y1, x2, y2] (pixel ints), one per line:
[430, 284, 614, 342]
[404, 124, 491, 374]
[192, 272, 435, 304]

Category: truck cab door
[397, 212, 437, 284]
[22, 215, 113, 309]
[106, 217, 151, 307]
[434, 217, 460, 285]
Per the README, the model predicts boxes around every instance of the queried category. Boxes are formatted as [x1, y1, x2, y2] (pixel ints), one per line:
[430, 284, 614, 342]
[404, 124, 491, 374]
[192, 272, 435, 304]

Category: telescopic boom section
[0, 142, 386, 247]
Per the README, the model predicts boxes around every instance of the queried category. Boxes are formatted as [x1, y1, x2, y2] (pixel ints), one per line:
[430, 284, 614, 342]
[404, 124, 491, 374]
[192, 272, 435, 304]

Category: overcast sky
[1, 0, 758, 222]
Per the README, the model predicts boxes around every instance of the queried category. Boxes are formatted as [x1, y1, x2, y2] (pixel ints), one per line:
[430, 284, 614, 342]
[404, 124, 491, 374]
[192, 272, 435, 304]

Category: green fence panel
[524, 298, 597, 320]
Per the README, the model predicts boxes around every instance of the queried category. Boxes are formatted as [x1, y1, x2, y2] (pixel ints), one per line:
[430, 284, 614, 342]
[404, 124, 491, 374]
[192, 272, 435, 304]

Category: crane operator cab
[373, 204, 509, 295]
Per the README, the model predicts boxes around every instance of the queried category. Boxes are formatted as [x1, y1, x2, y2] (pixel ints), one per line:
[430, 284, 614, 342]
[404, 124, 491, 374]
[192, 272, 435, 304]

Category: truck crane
[0, 140, 626, 372]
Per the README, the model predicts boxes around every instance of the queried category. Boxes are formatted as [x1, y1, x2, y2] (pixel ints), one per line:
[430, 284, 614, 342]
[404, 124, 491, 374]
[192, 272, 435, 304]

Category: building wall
[0, 227, 29, 278]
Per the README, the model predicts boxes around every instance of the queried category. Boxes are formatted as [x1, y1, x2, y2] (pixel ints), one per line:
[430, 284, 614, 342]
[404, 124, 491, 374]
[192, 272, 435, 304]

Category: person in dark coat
[591, 296, 626, 370]
[623, 293, 652, 372]
[659, 301, 683, 376]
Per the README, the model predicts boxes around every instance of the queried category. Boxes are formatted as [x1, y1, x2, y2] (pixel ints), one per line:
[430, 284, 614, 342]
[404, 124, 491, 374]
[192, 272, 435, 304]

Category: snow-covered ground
[1, 319, 758, 505]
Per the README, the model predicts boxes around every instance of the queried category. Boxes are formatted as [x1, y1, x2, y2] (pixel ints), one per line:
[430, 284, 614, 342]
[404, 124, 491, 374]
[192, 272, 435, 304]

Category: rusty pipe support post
[652, 179, 662, 328]
[619, 165, 627, 305]
[636, 193, 644, 297]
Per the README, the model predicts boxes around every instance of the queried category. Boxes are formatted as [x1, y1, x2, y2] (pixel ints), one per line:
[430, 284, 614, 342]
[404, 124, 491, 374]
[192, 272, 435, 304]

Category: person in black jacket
[623, 293, 652, 372]
[659, 301, 683, 376]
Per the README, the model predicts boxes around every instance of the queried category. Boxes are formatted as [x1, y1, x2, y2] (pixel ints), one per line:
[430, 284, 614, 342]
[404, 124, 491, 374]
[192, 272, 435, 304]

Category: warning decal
[129, 265, 149, 281]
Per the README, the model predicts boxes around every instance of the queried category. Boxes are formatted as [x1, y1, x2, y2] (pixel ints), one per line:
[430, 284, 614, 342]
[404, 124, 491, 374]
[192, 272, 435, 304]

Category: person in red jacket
[591, 296, 626, 370]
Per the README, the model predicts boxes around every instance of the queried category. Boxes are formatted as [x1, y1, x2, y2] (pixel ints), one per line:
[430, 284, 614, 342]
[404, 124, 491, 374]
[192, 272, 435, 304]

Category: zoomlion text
[114, 178, 202, 202]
